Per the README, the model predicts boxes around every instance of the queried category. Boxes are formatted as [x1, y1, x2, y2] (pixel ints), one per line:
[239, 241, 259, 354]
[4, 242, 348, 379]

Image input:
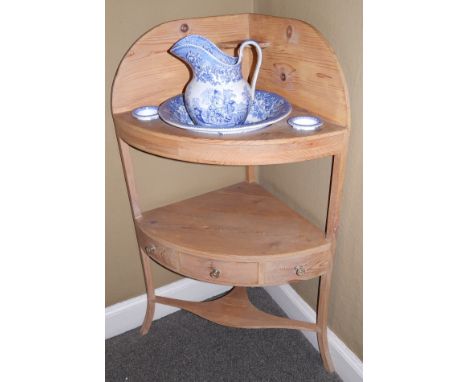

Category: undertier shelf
[154, 286, 318, 331]
[136, 182, 331, 287]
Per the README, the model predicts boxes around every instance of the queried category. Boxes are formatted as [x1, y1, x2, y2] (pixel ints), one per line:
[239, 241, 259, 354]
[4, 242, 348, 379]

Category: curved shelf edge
[136, 182, 332, 286]
[113, 105, 348, 165]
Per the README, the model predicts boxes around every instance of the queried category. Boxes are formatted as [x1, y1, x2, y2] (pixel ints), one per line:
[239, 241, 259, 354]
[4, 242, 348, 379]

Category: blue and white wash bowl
[170, 35, 263, 127]
[159, 90, 292, 135]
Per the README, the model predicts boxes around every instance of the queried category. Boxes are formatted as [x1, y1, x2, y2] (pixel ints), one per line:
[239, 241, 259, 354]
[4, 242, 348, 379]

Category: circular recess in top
[132, 106, 159, 121]
[288, 115, 323, 131]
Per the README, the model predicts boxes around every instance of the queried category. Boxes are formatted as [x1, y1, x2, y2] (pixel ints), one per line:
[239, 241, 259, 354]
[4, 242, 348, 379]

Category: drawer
[179, 253, 258, 285]
[263, 251, 330, 284]
[136, 229, 179, 271]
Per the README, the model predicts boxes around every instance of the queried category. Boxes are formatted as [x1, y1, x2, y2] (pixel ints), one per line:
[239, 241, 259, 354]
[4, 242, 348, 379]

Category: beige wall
[106, 0, 362, 361]
[105, 0, 253, 306]
[255, 0, 363, 359]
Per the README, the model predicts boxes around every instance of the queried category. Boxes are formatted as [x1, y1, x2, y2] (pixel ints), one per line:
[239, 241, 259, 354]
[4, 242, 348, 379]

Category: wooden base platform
[154, 287, 317, 331]
[154, 287, 318, 331]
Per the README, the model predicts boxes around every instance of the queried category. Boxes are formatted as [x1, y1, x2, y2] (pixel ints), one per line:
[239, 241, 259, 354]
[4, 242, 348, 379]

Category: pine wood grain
[178, 254, 259, 285]
[155, 287, 318, 331]
[249, 14, 349, 126]
[112, 14, 250, 114]
[263, 251, 330, 284]
[137, 182, 330, 261]
[112, 14, 350, 128]
[113, 105, 347, 165]
[139, 248, 155, 336]
[117, 138, 141, 218]
[317, 270, 334, 372]
[111, 14, 351, 372]
[218, 40, 271, 49]
[133, 182, 331, 287]
[246, 166, 256, 182]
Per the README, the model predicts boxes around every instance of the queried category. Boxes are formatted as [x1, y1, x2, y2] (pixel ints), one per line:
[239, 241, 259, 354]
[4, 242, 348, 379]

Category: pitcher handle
[238, 40, 263, 100]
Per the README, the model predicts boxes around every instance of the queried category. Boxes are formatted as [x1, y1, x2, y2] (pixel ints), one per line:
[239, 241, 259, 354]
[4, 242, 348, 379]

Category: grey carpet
[106, 287, 342, 382]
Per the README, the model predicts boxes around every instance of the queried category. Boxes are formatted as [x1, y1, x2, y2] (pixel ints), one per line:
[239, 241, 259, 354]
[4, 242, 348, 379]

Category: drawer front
[263, 251, 331, 284]
[179, 253, 258, 285]
[137, 229, 179, 271]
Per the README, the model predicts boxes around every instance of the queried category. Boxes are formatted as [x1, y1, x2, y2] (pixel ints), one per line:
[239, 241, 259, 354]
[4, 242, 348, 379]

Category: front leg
[139, 248, 155, 335]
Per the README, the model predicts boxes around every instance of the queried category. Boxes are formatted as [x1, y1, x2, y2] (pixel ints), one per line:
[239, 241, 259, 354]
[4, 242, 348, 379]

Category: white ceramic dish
[287, 115, 323, 131]
[132, 106, 159, 121]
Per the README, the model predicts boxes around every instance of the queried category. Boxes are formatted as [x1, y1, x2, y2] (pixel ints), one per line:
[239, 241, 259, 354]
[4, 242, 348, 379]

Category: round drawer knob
[295, 265, 306, 276]
[210, 268, 221, 279]
[145, 245, 156, 255]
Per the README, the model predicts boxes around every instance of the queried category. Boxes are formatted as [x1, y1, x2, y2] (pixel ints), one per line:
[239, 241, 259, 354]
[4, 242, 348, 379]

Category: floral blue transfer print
[246, 91, 284, 122]
[170, 35, 266, 127]
[185, 51, 242, 86]
[169, 95, 194, 125]
[187, 87, 250, 126]
[173, 34, 237, 65]
[160, 90, 291, 129]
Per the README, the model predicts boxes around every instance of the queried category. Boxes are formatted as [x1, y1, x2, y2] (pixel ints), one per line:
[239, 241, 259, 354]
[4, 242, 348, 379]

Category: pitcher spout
[170, 35, 239, 67]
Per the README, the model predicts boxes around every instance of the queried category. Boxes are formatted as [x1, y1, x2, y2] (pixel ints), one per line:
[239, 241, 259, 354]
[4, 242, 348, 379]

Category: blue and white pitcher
[170, 35, 262, 127]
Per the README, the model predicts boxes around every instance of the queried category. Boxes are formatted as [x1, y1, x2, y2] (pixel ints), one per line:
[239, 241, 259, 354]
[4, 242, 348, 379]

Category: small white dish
[132, 106, 159, 121]
[288, 115, 323, 131]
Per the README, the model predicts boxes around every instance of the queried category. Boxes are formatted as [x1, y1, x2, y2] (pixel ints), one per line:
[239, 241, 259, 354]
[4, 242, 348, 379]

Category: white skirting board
[264, 284, 363, 382]
[105, 278, 362, 382]
[105, 278, 231, 339]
